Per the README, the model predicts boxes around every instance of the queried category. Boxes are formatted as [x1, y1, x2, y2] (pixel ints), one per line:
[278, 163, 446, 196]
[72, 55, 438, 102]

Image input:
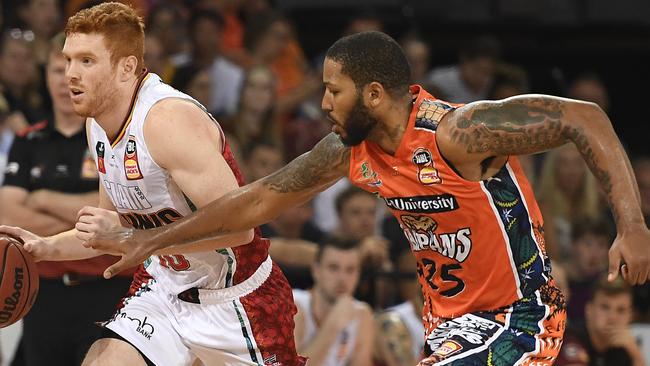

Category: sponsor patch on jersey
[124, 135, 143, 180]
[384, 194, 458, 213]
[96, 141, 106, 174]
[433, 340, 463, 357]
[412, 148, 441, 185]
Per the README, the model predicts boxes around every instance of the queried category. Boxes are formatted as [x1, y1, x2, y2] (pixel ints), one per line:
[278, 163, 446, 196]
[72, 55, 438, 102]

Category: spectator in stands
[400, 33, 431, 86]
[566, 218, 614, 325]
[173, 65, 213, 110]
[15, 0, 61, 66]
[242, 141, 284, 183]
[427, 35, 501, 103]
[261, 198, 324, 289]
[374, 251, 425, 366]
[556, 276, 644, 366]
[222, 65, 281, 150]
[568, 73, 610, 114]
[174, 9, 244, 117]
[0, 29, 46, 126]
[143, 34, 166, 81]
[145, 3, 188, 83]
[293, 237, 374, 366]
[0, 34, 132, 366]
[536, 144, 605, 258]
[333, 186, 391, 308]
[243, 11, 321, 115]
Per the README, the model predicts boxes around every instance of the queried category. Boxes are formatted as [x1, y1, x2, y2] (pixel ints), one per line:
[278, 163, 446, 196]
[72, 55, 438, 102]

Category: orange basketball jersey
[349, 86, 551, 326]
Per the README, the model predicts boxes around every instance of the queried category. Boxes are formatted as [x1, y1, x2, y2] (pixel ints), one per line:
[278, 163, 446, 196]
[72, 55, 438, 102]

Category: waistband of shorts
[177, 255, 272, 304]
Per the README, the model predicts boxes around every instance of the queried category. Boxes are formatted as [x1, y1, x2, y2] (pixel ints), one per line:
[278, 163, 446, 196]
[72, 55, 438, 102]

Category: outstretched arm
[437, 95, 648, 284]
[87, 133, 350, 278]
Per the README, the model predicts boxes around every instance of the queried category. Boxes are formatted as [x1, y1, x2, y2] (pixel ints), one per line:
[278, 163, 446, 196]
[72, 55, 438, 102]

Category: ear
[365, 81, 385, 109]
[119, 55, 139, 81]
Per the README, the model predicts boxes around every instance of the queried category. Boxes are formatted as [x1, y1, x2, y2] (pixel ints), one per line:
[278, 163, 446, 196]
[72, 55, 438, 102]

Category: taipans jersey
[88, 72, 269, 294]
[349, 85, 551, 333]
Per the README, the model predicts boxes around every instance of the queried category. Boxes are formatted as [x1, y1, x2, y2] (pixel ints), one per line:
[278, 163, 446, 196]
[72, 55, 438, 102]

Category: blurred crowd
[0, 1, 649, 366]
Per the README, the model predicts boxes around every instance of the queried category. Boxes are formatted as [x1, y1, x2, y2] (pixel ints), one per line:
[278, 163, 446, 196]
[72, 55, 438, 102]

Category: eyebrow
[63, 51, 97, 58]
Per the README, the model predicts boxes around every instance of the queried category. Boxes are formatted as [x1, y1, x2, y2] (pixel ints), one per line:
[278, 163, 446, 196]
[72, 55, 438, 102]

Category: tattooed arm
[85, 133, 351, 278]
[437, 95, 649, 284]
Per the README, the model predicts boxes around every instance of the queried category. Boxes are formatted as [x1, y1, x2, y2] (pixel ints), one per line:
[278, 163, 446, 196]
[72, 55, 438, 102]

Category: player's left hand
[75, 206, 123, 242]
[608, 224, 650, 285]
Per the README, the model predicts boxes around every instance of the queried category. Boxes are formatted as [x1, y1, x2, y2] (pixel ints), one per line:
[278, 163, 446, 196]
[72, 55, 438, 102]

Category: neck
[311, 288, 333, 325]
[54, 109, 84, 137]
[588, 328, 608, 352]
[96, 76, 141, 141]
[367, 94, 413, 155]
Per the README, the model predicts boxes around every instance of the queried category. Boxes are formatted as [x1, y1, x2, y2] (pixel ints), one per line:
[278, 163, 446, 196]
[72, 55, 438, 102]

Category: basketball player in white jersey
[0, 3, 305, 366]
[292, 237, 374, 366]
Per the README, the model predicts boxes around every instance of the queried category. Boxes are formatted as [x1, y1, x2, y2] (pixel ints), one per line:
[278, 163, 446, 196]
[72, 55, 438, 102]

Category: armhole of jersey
[185, 98, 227, 155]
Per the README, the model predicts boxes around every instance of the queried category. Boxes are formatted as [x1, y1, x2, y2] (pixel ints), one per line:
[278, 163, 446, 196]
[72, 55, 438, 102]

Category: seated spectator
[173, 9, 244, 117]
[333, 186, 391, 308]
[0, 29, 47, 125]
[400, 33, 431, 85]
[568, 72, 610, 114]
[242, 141, 284, 183]
[374, 251, 425, 366]
[426, 35, 501, 103]
[293, 237, 374, 366]
[566, 218, 613, 325]
[557, 276, 644, 366]
[536, 144, 605, 258]
[222, 65, 282, 150]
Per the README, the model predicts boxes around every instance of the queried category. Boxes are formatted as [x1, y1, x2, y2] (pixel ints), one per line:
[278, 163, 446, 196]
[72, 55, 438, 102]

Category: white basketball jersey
[88, 73, 261, 294]
[387, 301, 425, 360]
[292, 289, 359, 366]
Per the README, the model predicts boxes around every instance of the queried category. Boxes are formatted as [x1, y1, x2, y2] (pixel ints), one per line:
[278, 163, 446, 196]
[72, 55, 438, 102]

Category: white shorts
[104, 256, 305, 366]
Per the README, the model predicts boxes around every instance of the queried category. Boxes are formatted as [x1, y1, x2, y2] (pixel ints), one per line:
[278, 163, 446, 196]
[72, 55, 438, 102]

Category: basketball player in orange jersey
[86, 31, 649, 365]
[0, 3, 305, 366]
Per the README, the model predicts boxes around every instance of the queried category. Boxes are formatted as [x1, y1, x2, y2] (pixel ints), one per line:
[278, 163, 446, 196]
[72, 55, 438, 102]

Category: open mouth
[70, 87, 84, 97]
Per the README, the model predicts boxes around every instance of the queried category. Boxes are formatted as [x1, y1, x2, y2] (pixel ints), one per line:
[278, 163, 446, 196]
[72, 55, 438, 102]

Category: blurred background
[0, 0, 648, 365]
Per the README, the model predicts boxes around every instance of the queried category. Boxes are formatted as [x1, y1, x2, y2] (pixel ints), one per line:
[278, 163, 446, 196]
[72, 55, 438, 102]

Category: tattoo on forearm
[263, 133, 350, 193]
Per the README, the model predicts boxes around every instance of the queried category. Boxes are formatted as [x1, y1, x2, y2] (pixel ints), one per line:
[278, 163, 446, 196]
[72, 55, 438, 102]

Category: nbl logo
[124, 135, 143, 180]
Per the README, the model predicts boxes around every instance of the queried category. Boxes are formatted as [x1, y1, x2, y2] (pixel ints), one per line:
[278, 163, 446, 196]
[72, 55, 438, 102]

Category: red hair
[65, 2, 144, 72]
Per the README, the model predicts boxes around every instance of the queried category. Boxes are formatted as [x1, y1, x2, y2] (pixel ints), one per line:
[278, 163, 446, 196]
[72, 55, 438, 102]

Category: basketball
[0, 234, 39, 328]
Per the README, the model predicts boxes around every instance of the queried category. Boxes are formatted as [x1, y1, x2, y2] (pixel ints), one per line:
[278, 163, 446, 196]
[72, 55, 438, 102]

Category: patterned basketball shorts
[421, 283, 566, 366]
[104, 257, 306, 366]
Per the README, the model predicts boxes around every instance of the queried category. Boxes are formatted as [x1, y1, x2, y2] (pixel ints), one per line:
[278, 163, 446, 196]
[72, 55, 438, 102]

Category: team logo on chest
[124, 135, 143, 180]
[358, 161, 382, 187]
[412, 148, 441, 185]
[96, 141, 106, 174]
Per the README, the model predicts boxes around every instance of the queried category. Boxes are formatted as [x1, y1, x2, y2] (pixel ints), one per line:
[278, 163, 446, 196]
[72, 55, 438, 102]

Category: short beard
[340, 94, 378, 147]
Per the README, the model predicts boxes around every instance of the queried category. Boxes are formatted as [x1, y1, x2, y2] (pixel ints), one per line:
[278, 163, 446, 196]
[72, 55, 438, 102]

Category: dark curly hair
[325, 31, 411, 97]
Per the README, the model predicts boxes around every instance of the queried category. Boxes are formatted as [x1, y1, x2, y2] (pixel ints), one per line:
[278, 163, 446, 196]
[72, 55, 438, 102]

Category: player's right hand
[0, 225, 50, 262]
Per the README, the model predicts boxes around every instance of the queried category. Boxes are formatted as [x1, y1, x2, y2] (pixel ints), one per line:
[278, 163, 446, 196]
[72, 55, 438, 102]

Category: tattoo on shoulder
[263, 133, 350, 193]
[450, 97, 568, 155]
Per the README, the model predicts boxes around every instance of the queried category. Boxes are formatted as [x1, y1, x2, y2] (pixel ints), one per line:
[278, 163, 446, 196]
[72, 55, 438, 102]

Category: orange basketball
[0, 234, 39, 328]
